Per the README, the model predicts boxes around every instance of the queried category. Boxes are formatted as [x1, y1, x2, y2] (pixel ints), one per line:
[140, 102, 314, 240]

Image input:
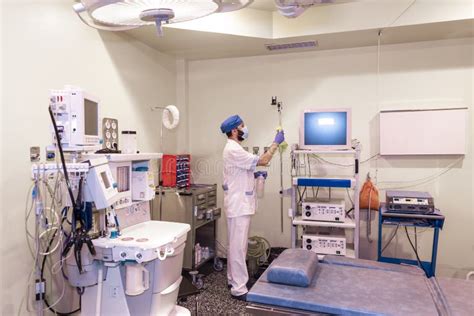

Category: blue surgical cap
[220, 115, 243, 133]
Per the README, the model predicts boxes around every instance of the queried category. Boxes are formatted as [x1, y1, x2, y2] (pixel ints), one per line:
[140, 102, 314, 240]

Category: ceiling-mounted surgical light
[275, 0, 334, 18]
[73, 0, 253, 36]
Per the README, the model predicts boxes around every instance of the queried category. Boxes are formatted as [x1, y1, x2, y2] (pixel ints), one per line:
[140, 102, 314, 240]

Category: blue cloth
[267, 249, 318, 287]
[220, 115, 243, 133]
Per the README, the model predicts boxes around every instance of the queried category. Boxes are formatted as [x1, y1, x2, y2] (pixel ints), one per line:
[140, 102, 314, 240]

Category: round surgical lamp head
[73, 0, 253, 36]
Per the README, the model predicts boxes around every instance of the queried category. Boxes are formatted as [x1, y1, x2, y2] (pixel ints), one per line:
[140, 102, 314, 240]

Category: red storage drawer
[161, 154, 190, 188]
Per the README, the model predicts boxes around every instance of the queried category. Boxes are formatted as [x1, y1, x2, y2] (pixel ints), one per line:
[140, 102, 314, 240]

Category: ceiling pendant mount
[139, 8, 175, 36]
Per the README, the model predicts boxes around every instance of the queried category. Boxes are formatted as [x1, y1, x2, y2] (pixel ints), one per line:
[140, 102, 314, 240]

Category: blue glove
[274, 130, 285, 144]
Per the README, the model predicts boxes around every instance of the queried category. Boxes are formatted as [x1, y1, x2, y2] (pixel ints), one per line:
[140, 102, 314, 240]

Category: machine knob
[305, 211, 312, 217]
[120, 252, 127, 258]
[305, 205, 311, 210]
[306, 239, 312, 244]
[136, 253, 143, 259]
[306, 245, 312, 250]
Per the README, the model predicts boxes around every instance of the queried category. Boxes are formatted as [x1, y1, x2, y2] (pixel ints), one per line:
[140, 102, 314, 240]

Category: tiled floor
[178, 266, 248, 315]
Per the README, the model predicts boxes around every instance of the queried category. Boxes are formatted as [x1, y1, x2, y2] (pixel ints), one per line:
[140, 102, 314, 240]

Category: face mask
[237, 126, 249, 141]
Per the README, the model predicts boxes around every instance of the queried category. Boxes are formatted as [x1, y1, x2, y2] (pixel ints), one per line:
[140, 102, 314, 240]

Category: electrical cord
[40, 207, 81, 315]
[404, 226, 430, 277]
[48, 106, 77, 211]
[310, 153, 379, 168]
[381, 224, 400, 254]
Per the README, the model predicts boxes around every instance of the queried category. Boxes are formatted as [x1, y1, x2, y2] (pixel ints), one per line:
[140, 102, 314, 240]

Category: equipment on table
[254, 171, 268, 199]
[386, 190, 434, 214]
[302, 198, 345, 222]
[303, 232, 346, 256]
[49, 85, 101, 149]
[161, 154, 191, 188]
[299, 108, 352, 150]
[102, 117, 119, 151]
[247, 249, 474, 316]
[121, 130, 138, 154]
[378, 203, 445, 277]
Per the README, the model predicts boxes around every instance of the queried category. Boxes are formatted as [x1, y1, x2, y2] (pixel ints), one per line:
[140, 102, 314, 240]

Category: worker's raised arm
[257, 130, 285, 166]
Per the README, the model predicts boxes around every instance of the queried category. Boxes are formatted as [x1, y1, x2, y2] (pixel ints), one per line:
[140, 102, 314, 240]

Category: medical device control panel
[386, 190, 434, 214]
[302, 198, 345, 222]
[303, 233, 346, 256]
[50, 86, 100, 148]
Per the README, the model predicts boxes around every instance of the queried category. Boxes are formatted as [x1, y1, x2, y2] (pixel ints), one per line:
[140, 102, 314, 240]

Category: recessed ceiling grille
[265, 41, 318, 51]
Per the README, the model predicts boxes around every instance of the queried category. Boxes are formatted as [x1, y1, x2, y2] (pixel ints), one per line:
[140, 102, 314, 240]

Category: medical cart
[377, 203, 445, 277]
[151, 184, 223, 288]
[290, 146, 361, 259]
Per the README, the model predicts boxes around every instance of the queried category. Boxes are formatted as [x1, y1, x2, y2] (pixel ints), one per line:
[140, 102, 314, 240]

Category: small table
[377, 203, 445, 277]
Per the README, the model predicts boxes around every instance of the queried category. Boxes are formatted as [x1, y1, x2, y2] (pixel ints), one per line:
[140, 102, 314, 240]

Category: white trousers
[227, 215, 251, 296]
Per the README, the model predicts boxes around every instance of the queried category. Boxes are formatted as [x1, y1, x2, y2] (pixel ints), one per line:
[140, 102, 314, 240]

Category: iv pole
[271, 97, 284, 233]
[151, 106, 166, 220]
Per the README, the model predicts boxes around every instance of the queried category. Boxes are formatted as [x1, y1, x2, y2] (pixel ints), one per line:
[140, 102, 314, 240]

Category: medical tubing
[247, 236, 271, 265]
[48, 106, 77, 212]
[40, 212, 80, 315]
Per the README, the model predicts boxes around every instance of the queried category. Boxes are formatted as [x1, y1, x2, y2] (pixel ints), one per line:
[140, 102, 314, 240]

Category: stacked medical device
[28, 85, 190, 316]
[290, 108, 360, 258]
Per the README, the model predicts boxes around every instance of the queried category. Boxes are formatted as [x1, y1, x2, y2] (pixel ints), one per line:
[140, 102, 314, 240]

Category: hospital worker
[220, 114, 285, 300]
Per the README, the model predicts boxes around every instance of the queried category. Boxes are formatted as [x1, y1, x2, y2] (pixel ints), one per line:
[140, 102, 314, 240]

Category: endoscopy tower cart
[289, 145, 361, 259]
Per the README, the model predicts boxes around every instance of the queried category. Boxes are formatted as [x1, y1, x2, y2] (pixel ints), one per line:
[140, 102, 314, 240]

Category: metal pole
[278, 106, 284, 233]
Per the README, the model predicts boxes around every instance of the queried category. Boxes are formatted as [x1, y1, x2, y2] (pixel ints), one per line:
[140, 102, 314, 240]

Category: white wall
[185, 37, 473, 278]
[0, 0, 178, 314]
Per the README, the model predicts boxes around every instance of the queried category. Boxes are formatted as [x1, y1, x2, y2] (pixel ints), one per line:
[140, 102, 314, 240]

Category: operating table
[246, 249, 474, 316]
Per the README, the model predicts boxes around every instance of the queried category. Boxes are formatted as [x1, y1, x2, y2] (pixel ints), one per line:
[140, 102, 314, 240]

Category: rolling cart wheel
[194, 276, 204, 289]
[213, 258, 224, 272]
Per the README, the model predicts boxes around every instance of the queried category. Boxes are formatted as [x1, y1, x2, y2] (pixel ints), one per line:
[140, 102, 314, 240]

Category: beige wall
[0, 0, 177, 314]
[185, 37, 473, 278]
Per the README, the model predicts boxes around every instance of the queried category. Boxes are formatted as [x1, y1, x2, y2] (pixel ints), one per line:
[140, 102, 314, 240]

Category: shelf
[194, 216, 221, 230]
[83, 153, 162, 162]
[293, 149, 357, 155]
[194, 254, 215, 270]
[293, 177, 355, 188]
[293, 216, 356, 229]
[296, 240, 356, 260]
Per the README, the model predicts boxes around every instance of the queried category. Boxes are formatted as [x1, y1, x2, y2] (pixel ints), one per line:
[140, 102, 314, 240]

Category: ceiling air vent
[265, 41, 318, 51]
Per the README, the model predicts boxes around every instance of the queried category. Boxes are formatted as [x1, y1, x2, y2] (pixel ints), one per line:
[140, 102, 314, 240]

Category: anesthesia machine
[28, 85, 190, 316]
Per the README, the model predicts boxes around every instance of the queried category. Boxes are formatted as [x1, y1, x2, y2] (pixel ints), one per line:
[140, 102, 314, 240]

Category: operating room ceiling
[121, 0, 474, 60]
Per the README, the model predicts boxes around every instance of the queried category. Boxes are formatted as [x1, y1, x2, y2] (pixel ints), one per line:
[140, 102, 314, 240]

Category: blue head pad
[267, 248, 319, 287]
[220, 115, 243, 134]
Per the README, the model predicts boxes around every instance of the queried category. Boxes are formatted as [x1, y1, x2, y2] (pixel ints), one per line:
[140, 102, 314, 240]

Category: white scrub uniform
[222, 139, 259, 296]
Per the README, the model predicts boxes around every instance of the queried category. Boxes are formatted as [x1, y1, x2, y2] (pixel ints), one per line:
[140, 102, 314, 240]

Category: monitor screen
[84, 98, 98, 136]
[302, 110, 350, 149]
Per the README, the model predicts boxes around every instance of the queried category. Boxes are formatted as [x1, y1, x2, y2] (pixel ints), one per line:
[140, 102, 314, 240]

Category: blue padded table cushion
[248, 261, 439, 315]
[267, 249, 318, 287]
